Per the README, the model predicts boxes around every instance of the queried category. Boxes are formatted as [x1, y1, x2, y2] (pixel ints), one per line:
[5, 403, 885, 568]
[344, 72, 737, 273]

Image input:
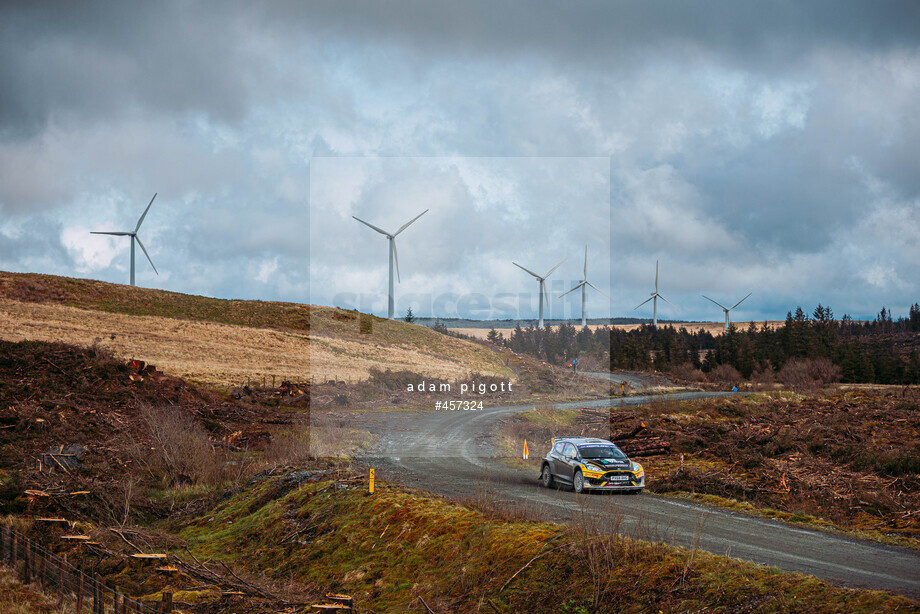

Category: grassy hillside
[179, 472, 918, 613]
[0, 271, 513, 387]
[0, 271, 311, 329]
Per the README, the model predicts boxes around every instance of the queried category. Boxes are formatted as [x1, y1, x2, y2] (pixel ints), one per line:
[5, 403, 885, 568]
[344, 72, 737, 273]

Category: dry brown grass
[0, 298, 512, 388]
[0, 566, 69, 614]
[307, 415, 375, 458]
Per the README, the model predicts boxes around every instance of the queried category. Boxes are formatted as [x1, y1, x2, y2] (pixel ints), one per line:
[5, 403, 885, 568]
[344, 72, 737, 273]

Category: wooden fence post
[24, 539, 31, 583]
[94, 573, 102, 614]
[77, 570, 84, 614]
[11, 531, 17, 571]
[57, 561, 64, 608]
[38, 549, 46, 590]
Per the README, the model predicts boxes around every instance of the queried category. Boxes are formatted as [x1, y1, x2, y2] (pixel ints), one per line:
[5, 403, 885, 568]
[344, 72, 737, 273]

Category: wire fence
[0, 525, 173, 613]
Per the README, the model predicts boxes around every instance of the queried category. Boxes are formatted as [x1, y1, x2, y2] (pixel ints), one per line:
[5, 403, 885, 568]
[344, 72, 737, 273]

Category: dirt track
[341, 391, 920, 600]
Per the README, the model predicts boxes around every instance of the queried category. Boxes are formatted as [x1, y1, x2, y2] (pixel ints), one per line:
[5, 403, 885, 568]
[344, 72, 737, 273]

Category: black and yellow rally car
[540, 436, 644, 494]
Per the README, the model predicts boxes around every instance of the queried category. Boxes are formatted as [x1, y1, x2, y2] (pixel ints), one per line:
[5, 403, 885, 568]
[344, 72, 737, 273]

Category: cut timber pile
[612, 419, 672, 457]
[571, 408, 672, 456]
[618, 437, 671, 457]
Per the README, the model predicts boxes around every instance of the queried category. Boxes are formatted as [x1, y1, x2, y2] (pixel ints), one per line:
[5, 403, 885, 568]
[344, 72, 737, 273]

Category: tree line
[465, 303, 920, 385]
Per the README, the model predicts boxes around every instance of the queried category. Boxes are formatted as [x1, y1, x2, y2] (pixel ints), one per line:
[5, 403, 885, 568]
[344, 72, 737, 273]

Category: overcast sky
[1, 1, 918, 322]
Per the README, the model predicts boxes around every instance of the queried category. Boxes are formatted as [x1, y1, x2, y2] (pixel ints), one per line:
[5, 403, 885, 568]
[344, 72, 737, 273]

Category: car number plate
[608, 475, 629, 482]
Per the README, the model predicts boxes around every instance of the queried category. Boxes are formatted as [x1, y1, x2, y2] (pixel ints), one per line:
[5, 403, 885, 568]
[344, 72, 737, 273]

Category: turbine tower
[703, 293, 752, 332]
[633, 260, 675, 328]
[560, 245, 610, 329]
[90, 193, 159, 287]
[353, 209, 428, 319]
[513, 256, 567, 329]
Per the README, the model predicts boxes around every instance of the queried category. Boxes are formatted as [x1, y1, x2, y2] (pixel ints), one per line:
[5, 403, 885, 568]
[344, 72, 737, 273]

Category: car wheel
[573, 470, 585, 494]
[541, 464, 554, 488]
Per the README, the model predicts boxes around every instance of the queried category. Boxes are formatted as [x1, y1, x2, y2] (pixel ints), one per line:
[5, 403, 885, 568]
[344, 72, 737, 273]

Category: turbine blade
[352, 216, 391, 236]
[393, 240, 401, 283]
[543, 282, 550, 315]
[559, 282, 585, 298]
[134, 236, 158, 275]
[135, 193, 157, 232]
[394, 209, 429, 236]
[90, 231, 131, 236]
[585, 281, 611, 300]
[729, 292, 753, 311]
[583, 245, 587, 278]
[513, 262, 541, 279]
[702, 295, 728, 310]
[633, 296, 654, 310]
[655, 259, 659, 292]
[659, 294, 677, 310]
[543, 256, 569, 278]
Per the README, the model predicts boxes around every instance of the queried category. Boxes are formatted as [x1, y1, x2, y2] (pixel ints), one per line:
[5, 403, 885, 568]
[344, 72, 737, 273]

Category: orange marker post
[522, 440, 529, 460]
[369, 468, 375, 495]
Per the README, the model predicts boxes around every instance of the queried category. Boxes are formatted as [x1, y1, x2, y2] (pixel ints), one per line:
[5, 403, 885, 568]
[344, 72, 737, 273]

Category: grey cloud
[0, 215, 71, 271]
[0, 1, 266, 137]
[5, 1, 918, 139]
[0, 1, 917, 319]
[264, 0, 920, 78]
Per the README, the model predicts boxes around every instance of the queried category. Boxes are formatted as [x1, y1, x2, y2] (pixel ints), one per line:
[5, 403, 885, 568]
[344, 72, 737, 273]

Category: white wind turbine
[633, 260, 676, 328]
[560, 245, 610, 329]
[703, 293, 752, 332]
[353, 209, 428, 319]
[90, 193, 159, 287]
[513, 256, 568, 330]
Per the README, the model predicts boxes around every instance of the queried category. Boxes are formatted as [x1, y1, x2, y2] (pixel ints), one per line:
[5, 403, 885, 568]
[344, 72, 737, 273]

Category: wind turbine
[352, 209, 428, 319]
[633, 260, 675, 329]
[513, 256, 568, 330]
[90, 193, 159, 287]
[703, 293, 752, 333]
[560, 245, 610, 329]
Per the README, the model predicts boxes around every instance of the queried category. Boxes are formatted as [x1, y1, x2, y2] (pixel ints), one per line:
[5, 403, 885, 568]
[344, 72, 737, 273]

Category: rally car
[540, 436, 644, 494]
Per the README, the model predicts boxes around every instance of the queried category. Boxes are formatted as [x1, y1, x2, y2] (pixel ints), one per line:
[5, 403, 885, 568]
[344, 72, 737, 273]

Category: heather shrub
[670, 363, 706, 382]
[708, 364, 741, 384]
[778, 358, 841, 390]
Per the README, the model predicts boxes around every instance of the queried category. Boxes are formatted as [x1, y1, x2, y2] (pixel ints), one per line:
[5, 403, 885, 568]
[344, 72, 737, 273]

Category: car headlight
[582, 464, 604, 477]
[631, 461, 644, 478]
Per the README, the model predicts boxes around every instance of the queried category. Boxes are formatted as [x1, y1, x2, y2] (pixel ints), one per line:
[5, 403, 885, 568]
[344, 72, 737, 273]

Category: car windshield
[579, 445, 627, 460]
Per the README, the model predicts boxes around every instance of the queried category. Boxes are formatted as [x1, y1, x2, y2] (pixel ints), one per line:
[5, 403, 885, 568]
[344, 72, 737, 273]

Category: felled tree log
[619, 438, 671, 457]
[612, 423, 646, 441]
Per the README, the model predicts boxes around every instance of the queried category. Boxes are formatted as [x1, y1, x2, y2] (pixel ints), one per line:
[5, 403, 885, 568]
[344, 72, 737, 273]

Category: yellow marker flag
[369, 468, 375, 495]
[522, 439, 529, 460]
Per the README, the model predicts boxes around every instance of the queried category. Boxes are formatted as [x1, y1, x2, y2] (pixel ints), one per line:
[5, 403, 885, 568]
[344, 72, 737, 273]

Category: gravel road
[347, 390, 920, 599]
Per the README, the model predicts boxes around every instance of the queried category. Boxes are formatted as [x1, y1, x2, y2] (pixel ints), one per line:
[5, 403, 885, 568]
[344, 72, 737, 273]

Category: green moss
[172, 588, 221, 604]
